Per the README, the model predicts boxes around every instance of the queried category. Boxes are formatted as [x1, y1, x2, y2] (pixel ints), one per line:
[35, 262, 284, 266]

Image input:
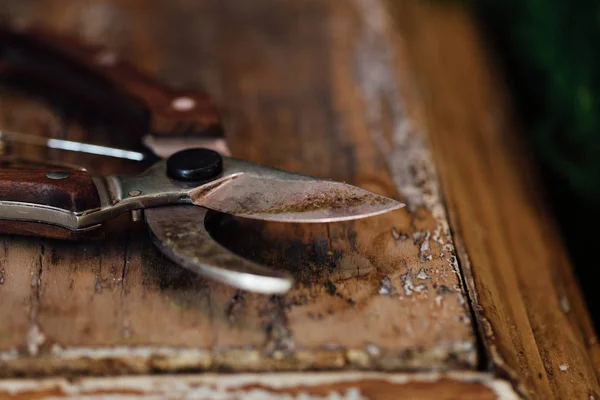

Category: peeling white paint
[59, 346, 211, 360]
[0, 371, 519, 399]
[0, 348, 18, 361]
[25, 324, 45, 356]
[353, 0, 450, 239]
[419, 233, 432, 262]
[416, 268, 431, 280]
[365, 343, 380, 356]
[401, 272, 414, 296]
[352, 0, 471, 328]
[412, 231, 421, 244]
[0, 346, 212, 362]
[414, 283, 427, 293]
[377, 276, 392, 295]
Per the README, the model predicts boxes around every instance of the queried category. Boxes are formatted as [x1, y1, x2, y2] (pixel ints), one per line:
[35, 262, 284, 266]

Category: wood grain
[0, 0, 476, 377]
[385, 1, 600, 398]
[1, 1, 595, 398]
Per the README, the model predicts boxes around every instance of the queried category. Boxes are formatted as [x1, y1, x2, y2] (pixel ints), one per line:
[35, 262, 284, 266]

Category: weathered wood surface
[1, 1, 598, 398]
[385, 1, 600, 398]
[0, 372, 519, 400]
[0, 0, 476, 376]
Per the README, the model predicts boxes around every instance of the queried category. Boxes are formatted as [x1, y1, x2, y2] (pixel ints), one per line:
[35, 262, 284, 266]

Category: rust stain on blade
[194, 175, 404, 223]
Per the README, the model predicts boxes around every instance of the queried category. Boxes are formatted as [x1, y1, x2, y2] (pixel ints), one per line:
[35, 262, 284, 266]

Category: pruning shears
[0, 25, 403, 294]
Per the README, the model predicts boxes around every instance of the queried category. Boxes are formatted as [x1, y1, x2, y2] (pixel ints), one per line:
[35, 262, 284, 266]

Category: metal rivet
[45, 171, 70, 180]
[171, 96, 196, 111]
[128, 190, 142, 197]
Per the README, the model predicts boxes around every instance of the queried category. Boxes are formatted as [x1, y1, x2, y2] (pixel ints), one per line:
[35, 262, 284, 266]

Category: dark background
[475, 1, 600, 329]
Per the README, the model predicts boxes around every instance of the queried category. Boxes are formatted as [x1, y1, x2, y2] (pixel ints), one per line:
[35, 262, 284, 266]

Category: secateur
[0, 25, 403, 294]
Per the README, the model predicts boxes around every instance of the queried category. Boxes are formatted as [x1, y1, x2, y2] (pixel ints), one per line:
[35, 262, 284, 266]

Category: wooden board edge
[382, 0, 600, 398]
[0, 371, 519, 399]
[0, 342, 476, 376]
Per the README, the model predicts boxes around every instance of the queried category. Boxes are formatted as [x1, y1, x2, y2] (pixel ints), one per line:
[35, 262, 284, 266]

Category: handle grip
[0, 166, 102, 239]
[0, 168, 100, 212]
[0, 25, 222, 137]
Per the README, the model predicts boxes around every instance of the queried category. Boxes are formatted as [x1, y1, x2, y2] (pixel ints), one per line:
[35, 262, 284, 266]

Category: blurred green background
[474, 1, 600, 328]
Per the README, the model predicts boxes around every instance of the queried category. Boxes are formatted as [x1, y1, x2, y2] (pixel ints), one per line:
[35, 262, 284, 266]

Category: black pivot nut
[167, 148, 223, 181]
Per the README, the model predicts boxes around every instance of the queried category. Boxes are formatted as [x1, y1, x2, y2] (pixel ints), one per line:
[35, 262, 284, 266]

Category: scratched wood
[0, 372, 519, 399]
[0, 0, 477, 376]
[385, 1, 600, 399]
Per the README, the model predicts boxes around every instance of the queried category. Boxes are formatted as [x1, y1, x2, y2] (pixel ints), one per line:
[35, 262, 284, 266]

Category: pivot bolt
[167, 148, 223, 181]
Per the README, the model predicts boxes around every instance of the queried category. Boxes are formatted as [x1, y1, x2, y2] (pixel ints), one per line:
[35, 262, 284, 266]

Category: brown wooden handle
[0, 168, 100, 212]
[0, 25, 222, 137]
[0, 166, 103, 239]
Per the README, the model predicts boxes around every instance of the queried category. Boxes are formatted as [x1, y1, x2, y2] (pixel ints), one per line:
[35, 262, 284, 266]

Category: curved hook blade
[145, 205, 293, 294]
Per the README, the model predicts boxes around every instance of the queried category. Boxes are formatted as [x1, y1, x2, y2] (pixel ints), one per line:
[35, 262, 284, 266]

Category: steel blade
[192, 157, 404, 223]
[145, 205, 294, 294]
[0, 129, 149, 161]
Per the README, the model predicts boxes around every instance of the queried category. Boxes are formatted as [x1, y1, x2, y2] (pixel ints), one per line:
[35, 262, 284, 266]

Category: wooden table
[0, 1, 597, 398]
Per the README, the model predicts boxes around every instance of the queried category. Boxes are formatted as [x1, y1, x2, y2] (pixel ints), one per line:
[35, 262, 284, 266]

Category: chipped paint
[0, 339, 478, 374]
[1, 346, 212, 369]
[352, 0, 450, 236]
[414, 283, 427, 293]
[419, 232, 432, 262]
[0, 371, 519, 399]
[401, 272, 414, 296]
[25, 324, 45, 356]
[0, 348, 17, 362]
[416, 268, 431, 280]
[365, 344, 380, 356]
[435, 295, 443, 307]
[377, 276, 392, 295]
[352, 0, 472, 337]
[559, 364, 569, 372]
[346, 349, 370, 368]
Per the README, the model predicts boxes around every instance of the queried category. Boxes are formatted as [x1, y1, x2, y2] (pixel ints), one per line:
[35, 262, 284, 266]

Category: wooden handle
[0, 167, 102, 239]
[0, 25, 222, 136]
[0, 168, 100, 212]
